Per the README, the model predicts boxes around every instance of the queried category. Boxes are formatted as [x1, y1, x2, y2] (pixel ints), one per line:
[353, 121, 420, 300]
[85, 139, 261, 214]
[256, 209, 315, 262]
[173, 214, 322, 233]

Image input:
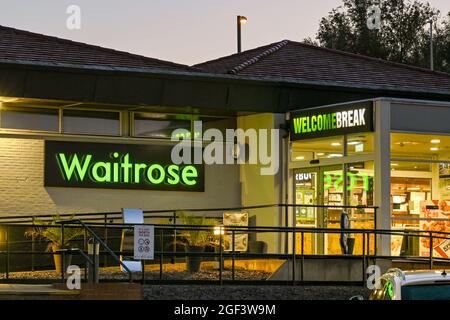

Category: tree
[433, 13, 450, 72]
[311, 0, 450, 73]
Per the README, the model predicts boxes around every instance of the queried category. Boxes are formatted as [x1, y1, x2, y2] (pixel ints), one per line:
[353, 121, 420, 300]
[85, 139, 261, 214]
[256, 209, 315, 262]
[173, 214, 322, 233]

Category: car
[369, 268, 450, 300]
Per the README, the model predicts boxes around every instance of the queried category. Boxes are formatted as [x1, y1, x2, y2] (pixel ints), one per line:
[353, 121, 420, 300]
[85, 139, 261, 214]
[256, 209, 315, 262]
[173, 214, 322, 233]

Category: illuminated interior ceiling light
[0, 97, 19, 103]
[391, 163, 399, 166]
[431, 139, 441, 144]
[213, 225, 225, 236]
[296, 156, 305, 160]
[328, 154, 343, 158]
[331, 142, 341, 147]
[431, 147, 439, 151]
[317, 153, 325, 156]
[347, 141, 362, 145]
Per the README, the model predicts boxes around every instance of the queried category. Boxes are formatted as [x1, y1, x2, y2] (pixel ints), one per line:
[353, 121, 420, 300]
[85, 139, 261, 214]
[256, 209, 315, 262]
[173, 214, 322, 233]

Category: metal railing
[58, 219, 133, 283]
[1, 203, 450, 285]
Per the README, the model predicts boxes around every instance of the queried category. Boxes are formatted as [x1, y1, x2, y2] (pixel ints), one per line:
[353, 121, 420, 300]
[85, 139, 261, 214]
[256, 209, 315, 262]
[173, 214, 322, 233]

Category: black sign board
[44, 141, 205, 192]
[289, 102, 374, 141]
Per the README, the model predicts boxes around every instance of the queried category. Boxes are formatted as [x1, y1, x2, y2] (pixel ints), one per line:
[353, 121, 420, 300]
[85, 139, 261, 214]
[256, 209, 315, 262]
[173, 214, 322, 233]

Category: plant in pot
[25, 215, 84, 274]
[176, 211, 215, 273]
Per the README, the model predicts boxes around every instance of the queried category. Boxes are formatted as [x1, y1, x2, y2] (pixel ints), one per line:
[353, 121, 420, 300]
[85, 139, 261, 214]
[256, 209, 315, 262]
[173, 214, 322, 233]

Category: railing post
[362, 232, 366, 285]
[301, 231, 304, 283]
[292, 227, 296, 285]
[429, 232, 434, 270]
[104, 213, 108, 268]
[84, 228, 88, 281]
[219, 231, 223, 285]
[5, 225, 9, 280]
[172, 211, 176, 264]
[61, 223, 65, 283]
[285, 204, 289, 255]
[93, 238, 97, 283]
[232, 229, 235, 282]
[31, 217, 35, 272]
[142, 260, 146, 284]
[160, 229, 163, 280]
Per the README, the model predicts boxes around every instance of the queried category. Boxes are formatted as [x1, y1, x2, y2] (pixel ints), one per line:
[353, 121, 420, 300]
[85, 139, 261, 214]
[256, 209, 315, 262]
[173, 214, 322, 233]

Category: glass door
[322, 166, 346, 254]
[294, 168, 319, 254]
[294, 165, 341, 254]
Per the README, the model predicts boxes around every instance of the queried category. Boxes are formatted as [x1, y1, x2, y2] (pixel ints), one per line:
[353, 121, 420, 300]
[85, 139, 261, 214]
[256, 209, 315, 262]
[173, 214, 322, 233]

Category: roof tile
[0, 25, 195, 72]
[195, 40, 450, 93]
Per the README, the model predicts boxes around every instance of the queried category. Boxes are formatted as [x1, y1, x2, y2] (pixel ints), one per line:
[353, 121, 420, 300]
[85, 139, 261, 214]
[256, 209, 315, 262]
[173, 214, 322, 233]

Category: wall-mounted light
[214, 225, 225, 236]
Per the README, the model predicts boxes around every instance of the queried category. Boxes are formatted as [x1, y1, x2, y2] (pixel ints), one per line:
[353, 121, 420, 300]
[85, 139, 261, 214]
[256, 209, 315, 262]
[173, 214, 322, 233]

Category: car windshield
[402, 283, 450, 300]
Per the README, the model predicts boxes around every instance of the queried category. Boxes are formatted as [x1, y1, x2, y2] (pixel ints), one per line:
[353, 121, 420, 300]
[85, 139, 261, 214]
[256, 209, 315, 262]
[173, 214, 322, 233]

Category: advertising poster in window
[419, 200, 450, 258]
[223, 211, 248, 252]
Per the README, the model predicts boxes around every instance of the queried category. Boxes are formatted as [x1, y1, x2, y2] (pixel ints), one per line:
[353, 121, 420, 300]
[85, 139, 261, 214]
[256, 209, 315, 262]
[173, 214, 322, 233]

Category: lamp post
[429, 19, 434, 71]
[237, 15, 248, 53]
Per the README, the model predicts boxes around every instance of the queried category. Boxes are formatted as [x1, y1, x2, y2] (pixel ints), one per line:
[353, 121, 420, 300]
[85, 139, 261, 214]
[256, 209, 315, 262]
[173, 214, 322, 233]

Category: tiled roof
[0, 25, 195, 72]
[194, 40, 450, 93]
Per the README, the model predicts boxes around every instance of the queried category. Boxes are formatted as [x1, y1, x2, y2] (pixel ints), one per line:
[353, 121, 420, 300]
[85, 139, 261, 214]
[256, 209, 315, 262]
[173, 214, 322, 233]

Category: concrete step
[0, 283, 142, 300]
[0, 284, 80, 300]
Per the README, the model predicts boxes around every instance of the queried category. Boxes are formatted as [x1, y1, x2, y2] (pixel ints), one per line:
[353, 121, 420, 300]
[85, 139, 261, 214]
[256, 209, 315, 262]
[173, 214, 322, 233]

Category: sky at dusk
[1, 0, 450, 65]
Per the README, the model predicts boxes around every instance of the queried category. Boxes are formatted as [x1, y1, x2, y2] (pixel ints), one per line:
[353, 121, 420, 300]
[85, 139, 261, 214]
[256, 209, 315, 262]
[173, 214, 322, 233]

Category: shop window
[133, 113, 191, 139]
[291, 136, 344, 161]
[391, 132, 450, 161]
[63, 110, 120, 136]
[0, 106, 59, 132]
[390, 159, 450, 258]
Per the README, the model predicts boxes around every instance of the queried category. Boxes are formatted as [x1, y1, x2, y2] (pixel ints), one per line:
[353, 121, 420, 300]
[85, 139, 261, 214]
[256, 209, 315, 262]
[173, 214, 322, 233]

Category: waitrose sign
[289, 102, 374, 141]
[44, 141, 205, 192]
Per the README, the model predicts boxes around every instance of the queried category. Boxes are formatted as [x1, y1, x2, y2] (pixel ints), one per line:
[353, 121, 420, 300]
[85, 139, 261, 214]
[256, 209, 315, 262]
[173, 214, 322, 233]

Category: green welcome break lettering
[292, 108, 367, 135]
[56, 152, 198, 186]
[293, 113, 337, 134]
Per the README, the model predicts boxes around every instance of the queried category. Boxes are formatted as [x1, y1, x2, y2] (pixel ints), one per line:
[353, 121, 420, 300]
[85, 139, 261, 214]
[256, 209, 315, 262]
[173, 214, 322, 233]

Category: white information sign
[134, 225, 155, 260]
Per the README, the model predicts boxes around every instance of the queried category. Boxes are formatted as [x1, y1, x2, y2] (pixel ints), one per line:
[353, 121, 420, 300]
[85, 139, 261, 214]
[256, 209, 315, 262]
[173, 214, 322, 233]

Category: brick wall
[0, 137, 241, 216]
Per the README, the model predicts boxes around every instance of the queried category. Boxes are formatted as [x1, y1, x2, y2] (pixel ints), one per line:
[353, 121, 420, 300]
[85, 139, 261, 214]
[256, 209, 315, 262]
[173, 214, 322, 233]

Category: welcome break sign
[289, 102, 374, 141]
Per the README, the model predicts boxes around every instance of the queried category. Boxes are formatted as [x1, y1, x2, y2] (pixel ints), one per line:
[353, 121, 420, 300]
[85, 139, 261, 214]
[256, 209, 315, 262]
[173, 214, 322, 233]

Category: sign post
[134, 225, 155, 260]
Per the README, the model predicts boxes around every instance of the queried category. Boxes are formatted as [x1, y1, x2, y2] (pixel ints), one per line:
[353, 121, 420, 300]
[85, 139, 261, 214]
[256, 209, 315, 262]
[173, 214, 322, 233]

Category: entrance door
[294, 165, 342, 254]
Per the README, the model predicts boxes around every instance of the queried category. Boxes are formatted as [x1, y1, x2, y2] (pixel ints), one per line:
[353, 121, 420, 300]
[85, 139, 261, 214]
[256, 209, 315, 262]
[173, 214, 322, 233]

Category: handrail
[0, 203, 378, 223]
[58, 219, 133, 283]
[1, 218, 450, 284]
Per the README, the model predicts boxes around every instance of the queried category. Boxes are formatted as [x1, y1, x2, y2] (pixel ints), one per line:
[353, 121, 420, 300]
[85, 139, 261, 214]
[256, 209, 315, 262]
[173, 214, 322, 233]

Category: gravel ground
[0, 268, 270, 281]
[143, 285, 371, 300]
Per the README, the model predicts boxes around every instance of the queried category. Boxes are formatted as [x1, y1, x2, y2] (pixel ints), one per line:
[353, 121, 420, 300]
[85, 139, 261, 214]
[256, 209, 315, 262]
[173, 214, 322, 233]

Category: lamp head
[238, 16, 248, 25]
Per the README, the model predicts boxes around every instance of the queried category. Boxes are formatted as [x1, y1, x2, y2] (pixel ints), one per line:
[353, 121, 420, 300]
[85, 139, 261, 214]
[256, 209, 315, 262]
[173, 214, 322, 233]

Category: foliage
[311, 0, 450, 73]
[24, 215, 84, 251]
[175, 211, 217, 248]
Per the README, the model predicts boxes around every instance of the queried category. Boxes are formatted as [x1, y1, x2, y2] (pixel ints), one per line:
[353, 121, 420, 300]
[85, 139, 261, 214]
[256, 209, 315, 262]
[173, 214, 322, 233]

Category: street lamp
[429, 19, 434, 71]
[237, 15, 248, 53]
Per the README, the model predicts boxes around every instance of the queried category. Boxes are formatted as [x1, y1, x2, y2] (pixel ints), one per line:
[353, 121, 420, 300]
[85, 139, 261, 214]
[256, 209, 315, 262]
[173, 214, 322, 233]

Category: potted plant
[25, 215, 84, 274]
[176, 211, 215, 273]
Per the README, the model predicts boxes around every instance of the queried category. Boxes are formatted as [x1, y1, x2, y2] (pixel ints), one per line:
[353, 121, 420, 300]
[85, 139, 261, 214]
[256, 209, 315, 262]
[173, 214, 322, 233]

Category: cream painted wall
[237, 113, 284, 253]
[0, 137, 241, 216]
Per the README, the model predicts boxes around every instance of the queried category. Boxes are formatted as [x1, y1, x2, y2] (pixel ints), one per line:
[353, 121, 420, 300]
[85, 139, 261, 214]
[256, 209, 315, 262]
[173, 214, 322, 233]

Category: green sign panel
[44, 141, 205, 192]
[289, 102, 374, 141]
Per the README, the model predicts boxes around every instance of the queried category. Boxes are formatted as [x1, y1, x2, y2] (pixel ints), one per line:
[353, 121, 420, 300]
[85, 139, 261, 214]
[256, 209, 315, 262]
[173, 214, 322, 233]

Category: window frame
[0, 105, 61, 134]
[61, 108, 122, 137]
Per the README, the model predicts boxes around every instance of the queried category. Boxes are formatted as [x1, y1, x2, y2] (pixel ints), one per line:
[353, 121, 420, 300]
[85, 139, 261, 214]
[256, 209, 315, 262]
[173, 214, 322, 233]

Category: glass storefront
[390, 132, 450, 257]
[293, 155, 375, 254]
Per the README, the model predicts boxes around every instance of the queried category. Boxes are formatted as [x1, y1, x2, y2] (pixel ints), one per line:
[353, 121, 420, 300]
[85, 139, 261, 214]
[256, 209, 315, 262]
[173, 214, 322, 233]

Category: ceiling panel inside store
[392, 133, 450, 160]
[291, 133, 373, 160]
